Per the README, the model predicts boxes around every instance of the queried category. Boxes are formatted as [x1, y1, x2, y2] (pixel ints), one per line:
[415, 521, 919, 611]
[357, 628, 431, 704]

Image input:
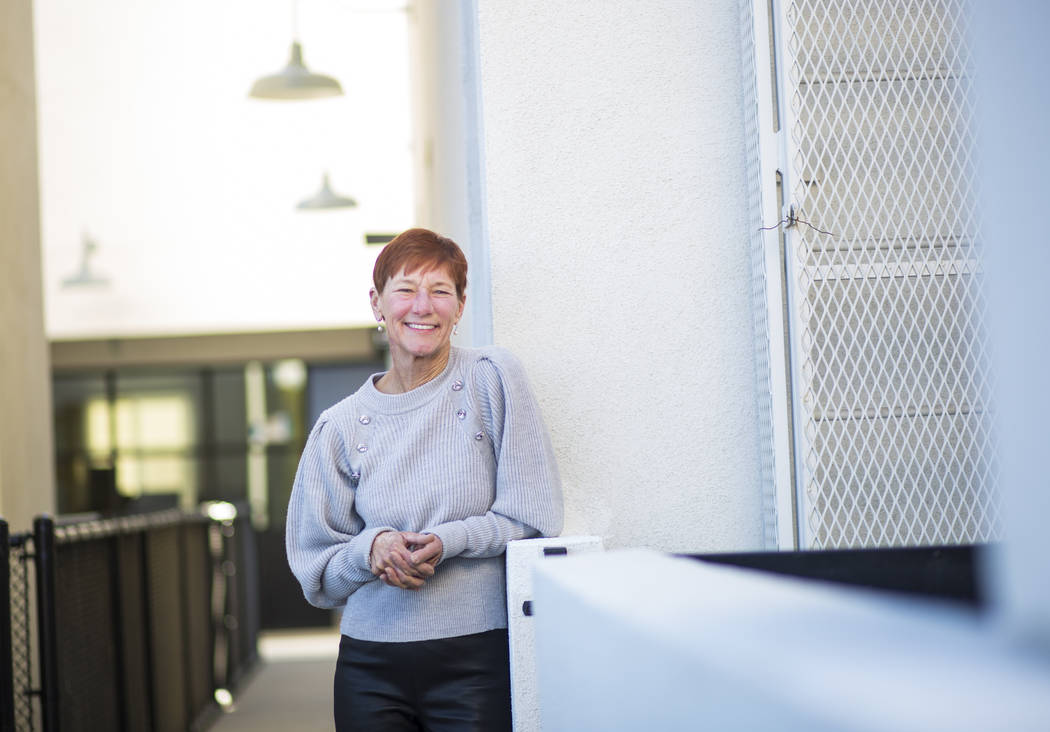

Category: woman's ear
[369, 288, 381, 318]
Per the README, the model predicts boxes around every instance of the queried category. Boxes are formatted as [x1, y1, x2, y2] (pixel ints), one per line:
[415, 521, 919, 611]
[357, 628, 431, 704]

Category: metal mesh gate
[779, 0, 999, 547]
[7, 533, 37, 732]
[3, 508, 259, 732]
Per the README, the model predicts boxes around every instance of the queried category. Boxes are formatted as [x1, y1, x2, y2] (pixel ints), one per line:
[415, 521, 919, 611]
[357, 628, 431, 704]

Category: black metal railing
[2, 518, 14, 732]
[3, 504, 259, 732]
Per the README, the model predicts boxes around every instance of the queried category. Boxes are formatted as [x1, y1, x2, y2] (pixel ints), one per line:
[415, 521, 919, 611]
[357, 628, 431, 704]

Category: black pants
[334, 629, 512, 732]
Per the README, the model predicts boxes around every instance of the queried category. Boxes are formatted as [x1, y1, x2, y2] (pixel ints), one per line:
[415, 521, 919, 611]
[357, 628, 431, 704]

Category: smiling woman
[286, 227, 564, 731]
[368, 228, 468, 393]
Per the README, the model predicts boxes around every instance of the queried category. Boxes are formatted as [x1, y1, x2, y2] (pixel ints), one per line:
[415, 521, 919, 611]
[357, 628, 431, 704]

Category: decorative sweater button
[350, 471, 361, 480]
[474, 432, 484, 441]
[356, 444, 368, 453]
[456, 409, 467, 420]
[451, 380, 463, 391]
[359, 415, 371, 425]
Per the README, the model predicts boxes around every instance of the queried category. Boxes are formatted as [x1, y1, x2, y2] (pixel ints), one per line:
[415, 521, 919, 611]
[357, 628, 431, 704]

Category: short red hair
[372, 228, 468, 299]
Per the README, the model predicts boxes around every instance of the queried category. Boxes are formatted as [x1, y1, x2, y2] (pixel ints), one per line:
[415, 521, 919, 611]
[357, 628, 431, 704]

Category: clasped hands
[369, 531, 443, 590]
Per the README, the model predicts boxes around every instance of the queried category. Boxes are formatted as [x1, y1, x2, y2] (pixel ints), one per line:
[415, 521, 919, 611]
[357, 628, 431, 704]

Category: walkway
[207, 629, 340, 732]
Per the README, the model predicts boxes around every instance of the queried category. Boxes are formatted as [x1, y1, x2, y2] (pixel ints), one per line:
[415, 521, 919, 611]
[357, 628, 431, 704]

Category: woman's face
[371, 265, 465, 361]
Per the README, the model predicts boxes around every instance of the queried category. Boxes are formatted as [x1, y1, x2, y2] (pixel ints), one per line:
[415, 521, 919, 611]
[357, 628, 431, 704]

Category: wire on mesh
[759, 206, 835, 237]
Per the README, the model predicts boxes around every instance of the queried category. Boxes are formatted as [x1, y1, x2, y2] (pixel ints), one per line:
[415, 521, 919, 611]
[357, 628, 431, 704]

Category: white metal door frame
[749, 0, 807, 550]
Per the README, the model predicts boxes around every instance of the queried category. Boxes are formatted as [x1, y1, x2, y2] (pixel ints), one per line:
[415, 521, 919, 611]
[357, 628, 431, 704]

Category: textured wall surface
[476, 1, 763, 551]
[0, 0, 56, 527]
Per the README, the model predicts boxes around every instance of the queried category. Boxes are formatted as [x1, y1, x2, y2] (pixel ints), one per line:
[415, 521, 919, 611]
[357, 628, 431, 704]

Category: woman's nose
[411, 291, 433, 312]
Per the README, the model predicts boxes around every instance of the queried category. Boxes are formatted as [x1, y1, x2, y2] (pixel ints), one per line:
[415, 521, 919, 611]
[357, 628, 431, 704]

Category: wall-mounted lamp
[62, 233, 109, 288]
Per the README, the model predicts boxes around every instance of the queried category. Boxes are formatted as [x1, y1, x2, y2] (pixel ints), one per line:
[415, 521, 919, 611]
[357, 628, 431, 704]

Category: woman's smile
[372, 265, 465, 375]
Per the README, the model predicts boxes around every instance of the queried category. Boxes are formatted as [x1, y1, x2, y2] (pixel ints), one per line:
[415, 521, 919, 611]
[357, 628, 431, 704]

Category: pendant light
[249, 1, 343, 100]
[297, 173, 357, 210]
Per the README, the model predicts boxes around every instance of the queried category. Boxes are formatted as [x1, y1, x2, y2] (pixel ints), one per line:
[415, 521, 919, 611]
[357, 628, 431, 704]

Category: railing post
[1, 519, 15, 732]
[34, 516, 59, 732]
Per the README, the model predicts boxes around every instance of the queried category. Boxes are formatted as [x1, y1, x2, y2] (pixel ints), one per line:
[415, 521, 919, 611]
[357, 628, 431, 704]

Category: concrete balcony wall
[0, 0, 55, 528]
[533, 550, 1050, 731]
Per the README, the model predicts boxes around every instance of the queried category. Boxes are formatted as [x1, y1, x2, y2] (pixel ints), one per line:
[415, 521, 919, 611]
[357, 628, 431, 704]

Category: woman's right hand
[369, 531, 438, 590]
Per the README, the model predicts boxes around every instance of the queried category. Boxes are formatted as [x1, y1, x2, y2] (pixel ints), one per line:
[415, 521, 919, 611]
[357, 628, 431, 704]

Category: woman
[286, 227, 563, 731]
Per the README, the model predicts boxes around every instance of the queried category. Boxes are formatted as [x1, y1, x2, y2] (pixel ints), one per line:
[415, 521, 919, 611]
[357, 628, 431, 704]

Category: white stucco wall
[475, 1, 764, 551]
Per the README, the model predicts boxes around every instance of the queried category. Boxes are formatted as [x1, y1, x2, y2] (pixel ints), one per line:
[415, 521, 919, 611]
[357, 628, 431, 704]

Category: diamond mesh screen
[8, 536, 37, 732]
[783, 0, 999, 547]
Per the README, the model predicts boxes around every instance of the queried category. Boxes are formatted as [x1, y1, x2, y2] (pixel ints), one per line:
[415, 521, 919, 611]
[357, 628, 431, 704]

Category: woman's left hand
[373, 532, 443, 590]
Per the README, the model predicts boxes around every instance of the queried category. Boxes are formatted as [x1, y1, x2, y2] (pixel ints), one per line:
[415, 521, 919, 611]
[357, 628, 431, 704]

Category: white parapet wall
[506, 536, 604, 732]
[532, 549, 1050, 731]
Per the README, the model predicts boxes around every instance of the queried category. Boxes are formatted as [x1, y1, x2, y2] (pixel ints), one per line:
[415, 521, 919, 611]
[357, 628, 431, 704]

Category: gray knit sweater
[286, 345, 563, 642]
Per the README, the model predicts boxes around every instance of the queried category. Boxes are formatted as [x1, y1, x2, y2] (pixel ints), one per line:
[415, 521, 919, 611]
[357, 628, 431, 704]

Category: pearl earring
[377, 317, 385, 334]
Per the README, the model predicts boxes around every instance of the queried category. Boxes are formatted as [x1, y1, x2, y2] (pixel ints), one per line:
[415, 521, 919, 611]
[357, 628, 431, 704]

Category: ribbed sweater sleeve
[425, 349, 564, 561]
[285, 408, 394, 609]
